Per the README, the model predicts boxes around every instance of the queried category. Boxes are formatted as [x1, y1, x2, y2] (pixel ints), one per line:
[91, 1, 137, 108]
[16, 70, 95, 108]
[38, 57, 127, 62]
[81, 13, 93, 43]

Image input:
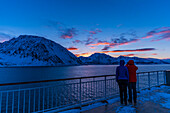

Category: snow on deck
[59, 85, 170, 113]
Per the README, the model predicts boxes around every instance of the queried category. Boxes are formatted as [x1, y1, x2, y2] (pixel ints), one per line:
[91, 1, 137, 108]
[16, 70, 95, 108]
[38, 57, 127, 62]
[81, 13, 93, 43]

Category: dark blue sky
[0, 0, 170, 58]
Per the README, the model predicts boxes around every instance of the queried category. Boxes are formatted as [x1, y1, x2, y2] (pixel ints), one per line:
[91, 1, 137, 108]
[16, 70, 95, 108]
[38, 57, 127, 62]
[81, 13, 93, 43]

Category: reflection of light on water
[0, 65, 169, 83]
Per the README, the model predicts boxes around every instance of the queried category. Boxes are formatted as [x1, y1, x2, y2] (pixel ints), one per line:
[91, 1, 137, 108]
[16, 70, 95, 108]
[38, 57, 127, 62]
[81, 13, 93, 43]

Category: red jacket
[126, 60, 138, 82]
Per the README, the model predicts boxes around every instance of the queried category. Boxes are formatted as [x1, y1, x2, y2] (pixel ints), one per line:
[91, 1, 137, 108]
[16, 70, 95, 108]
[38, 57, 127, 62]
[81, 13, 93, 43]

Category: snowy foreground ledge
[59, 85, 170, 113]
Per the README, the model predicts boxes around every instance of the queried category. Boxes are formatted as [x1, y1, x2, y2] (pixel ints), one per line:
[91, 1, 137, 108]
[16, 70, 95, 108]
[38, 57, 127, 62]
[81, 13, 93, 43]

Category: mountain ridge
[0, 35, 81, 66]
[0, 35, 169, 67]
[79, 53, 170, 65]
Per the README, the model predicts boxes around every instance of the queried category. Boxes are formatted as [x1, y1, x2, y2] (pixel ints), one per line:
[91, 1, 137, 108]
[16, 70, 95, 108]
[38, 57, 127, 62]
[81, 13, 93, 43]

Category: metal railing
[136, 70, 166, 91]
[0, 70, 166, 113]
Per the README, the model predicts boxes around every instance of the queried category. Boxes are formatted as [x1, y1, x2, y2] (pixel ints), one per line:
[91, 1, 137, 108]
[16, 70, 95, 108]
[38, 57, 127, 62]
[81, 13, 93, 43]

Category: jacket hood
[128, 60, 134, 65]
[120, 60, 125, 66]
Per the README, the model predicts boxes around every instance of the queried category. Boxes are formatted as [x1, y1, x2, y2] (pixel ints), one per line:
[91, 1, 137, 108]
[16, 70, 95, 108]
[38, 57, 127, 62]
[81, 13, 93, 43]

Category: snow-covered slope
[162, 59, 170, 63]
[79, 54, 170, 65]
[0, 35, 81, 66]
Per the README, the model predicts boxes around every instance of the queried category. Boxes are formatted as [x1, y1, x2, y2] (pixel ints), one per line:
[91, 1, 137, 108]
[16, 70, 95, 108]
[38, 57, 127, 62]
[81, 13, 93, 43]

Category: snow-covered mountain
[79, 53, 170, 65]
[79, 53, 117, 64]
[117, 56, 167, 64]
[162, 59, 170, 63]
[0, 35, 81, 66]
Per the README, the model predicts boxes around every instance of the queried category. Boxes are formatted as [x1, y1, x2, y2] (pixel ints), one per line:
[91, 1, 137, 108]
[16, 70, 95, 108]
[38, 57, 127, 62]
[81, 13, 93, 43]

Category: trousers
[118, 80, 128, 104]
[128, 82, 137, 103]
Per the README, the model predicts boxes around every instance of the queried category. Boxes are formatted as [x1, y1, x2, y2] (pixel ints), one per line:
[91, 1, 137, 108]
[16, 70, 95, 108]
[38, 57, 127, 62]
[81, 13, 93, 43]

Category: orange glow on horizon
[122, 54, 136, 57]
[75, 52, 94, 57]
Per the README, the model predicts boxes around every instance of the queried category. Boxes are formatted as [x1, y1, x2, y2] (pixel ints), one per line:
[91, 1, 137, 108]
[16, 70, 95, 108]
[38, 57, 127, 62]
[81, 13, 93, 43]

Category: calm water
[0, 64, 170, 84]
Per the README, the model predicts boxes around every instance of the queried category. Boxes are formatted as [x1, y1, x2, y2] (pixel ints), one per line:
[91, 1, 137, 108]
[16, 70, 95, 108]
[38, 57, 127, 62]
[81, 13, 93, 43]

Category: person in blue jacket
[116, 60, 129, 105]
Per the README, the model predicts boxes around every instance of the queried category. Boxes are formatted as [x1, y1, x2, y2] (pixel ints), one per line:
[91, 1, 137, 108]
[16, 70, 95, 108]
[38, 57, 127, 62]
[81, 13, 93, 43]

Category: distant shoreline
[0, 63, 170, 68]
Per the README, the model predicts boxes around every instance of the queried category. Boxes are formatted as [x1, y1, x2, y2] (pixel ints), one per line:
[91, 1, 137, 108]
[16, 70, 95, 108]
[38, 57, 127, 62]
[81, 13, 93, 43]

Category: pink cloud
[89, 46, 96, 49]
[87, 28, 102, 36]
[101, 39, 140, 50]
[73, 40, 83, 43]
[60, 28, 77, 39]
[87, 42, 110, 46]
[142, 27, 170, 41]
[67, 47, 79, 50]
[151, 32, 170, 42]
[101, 48, 156, 53]
[151, 53, 157, 55]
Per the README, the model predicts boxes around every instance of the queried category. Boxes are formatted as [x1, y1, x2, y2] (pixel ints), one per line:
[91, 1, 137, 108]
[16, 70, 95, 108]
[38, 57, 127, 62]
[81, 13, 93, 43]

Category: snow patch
[138, 85, 170, 109]
[116, 105, 136, 113]
[151, 92, 170, 109]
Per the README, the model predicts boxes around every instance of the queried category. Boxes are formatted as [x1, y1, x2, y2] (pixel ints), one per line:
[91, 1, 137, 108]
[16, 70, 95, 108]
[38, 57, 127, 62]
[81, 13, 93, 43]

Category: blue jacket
[116, 60, 129, 82]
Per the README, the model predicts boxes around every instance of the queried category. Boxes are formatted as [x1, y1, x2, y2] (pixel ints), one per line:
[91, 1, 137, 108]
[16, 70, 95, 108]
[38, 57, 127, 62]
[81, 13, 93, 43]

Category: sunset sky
[0, 0, 170, 59]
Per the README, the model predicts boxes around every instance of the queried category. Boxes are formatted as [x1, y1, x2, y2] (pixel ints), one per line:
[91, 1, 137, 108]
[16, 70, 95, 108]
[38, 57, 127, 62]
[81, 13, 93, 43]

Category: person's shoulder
[134, 65, 138, 69]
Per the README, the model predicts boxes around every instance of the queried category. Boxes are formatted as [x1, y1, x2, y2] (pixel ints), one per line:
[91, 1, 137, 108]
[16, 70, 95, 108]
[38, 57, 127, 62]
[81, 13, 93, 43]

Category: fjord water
[0, 64, 170, 84]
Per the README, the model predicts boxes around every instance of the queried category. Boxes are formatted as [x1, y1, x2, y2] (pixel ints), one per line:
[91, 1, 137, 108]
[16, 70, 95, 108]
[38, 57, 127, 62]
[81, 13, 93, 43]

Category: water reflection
[0, 64, 169, 83]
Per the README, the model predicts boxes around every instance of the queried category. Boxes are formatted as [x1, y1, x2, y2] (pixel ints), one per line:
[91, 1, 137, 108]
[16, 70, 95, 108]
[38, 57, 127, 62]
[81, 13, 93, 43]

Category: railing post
[23, 90, 25, 113]
[28, 90, 30, 113]
[157, 71, 159, 86]
[33, 89, 36, 112]
[6, 92, 8, 113]
[79, 78, 82, 109]
[148, 72, 151, 90]
[104, 76, 107, 99]
[52, 87, 54, 108]
[164, 71, 166, 84]
[38, 88, 41, 111]
[0, 92, 1, 113]
[93, 77, 95, 100]
[43, 88, 45, 111]
[18, 89, 20, 113]
[137, 74, 140, 92]
[12, 91, 14, 113]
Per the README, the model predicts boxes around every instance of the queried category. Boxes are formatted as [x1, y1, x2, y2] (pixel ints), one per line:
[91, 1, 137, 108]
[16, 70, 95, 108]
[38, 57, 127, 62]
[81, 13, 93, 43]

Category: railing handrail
[0, 70, 166, 86]
[0, 74, 115, 86]
[137, 70, 165, 74]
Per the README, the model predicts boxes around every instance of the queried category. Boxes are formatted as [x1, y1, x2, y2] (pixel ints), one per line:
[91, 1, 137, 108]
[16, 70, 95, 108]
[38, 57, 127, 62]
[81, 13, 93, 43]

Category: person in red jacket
[126, 60, 138, 104]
